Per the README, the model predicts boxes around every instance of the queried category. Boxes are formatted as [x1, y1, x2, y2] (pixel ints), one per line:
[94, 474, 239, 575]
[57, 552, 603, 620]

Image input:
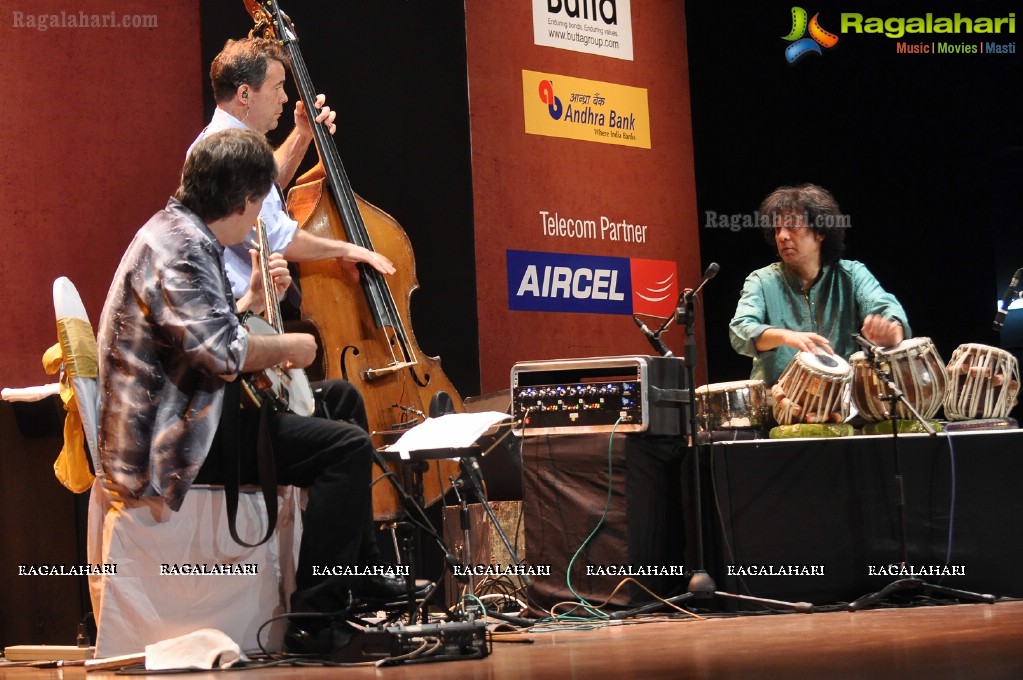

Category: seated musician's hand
[345, 244, 396, 275]
[236, 250, 266, 315]
[861, 314, 903, 348]
[295, 94, 337, 137]
[781, 329, 834, 355]
[242, 249, 292, 313]
[265, 252, 292, 301]
[282, 333, 317, 369]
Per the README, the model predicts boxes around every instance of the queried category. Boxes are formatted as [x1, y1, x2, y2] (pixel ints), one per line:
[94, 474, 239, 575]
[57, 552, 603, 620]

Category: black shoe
[354, 574, 434, 600]
[284, 618, 356, 655]
[355, 573, 410, 600]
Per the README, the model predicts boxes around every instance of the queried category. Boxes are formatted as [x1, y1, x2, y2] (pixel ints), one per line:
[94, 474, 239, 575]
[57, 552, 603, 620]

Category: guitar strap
[221, 380, 279, 548]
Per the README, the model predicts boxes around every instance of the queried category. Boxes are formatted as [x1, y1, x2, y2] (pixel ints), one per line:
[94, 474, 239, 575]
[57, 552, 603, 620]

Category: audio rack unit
[511, 355, 687, 437]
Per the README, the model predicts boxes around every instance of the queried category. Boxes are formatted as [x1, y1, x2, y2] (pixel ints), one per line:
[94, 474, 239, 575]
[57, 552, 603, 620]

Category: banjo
[240, 217, 316, 416]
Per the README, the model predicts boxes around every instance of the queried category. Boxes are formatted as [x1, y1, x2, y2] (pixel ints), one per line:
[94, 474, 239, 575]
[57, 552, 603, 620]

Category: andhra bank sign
[522, 70, 650, 149]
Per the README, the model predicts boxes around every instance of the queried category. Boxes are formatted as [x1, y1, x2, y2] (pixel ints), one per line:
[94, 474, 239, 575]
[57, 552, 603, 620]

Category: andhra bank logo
[523, 70, 650, 148]
[783, 7, 1017, 62]
[507, 249, 676, 317]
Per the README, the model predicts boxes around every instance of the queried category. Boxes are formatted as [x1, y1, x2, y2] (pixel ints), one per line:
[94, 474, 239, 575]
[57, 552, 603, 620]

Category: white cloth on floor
[145, 628, 247, 670]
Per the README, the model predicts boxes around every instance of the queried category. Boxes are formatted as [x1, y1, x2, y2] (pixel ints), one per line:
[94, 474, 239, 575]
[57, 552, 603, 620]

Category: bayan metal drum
[850, 337, 947, 422]
[772, 351, 852, 425]
[695, 380, 767, 431]
[943, 343, 1020, 420]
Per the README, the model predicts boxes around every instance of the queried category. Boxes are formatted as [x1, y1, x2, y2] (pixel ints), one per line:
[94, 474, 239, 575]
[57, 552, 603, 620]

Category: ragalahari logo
[783, 7, 839, 63]
[539, 79, 564, 120]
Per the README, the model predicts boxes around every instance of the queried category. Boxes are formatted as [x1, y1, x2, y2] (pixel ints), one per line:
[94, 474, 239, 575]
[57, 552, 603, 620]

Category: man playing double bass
[189, 37, 396, 305]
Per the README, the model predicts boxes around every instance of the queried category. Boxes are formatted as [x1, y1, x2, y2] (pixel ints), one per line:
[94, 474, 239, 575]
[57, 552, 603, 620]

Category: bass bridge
[361, 360, 417, 381]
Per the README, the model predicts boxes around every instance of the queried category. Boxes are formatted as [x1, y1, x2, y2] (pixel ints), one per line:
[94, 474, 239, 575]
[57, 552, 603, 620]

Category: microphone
[852, 333, 878, 355]
[463, 456, 486, 493]
[993, 267, 1023, 331]
[658, 262, 722, 337]
[688, 262, 720, 300]
[634, 316, 673, 357]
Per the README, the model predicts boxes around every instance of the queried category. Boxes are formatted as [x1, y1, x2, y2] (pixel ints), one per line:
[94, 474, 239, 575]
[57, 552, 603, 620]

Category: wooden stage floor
[3, 600, 1022, 679]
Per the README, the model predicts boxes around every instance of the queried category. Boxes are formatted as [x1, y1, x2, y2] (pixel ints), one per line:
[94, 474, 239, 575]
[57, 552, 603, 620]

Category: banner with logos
[465, 0, 702, 392]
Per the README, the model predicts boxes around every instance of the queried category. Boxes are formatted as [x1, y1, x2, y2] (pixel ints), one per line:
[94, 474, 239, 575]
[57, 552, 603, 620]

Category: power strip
[330, 620, 488, 664]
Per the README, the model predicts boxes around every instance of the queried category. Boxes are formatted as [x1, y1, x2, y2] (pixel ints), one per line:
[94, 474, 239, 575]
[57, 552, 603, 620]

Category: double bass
[244, 0, 463, 520]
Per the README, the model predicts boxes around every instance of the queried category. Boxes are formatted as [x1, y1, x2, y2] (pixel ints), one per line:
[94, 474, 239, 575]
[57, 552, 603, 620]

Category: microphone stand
[992, 266, 1023, 331]
[846, 336, 996, 611]
[613, 264, 813, 619]
[449, 476, 475, 597]
[458, 452, 534, 589]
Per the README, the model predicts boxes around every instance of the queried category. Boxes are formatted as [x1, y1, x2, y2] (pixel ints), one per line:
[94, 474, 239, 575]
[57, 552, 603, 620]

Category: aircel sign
[507, 249, 677, 316]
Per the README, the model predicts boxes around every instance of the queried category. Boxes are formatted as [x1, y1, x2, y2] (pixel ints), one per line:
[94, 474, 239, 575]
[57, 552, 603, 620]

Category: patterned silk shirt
[729, 260, 911, 388]
[97, 198, 250, 510]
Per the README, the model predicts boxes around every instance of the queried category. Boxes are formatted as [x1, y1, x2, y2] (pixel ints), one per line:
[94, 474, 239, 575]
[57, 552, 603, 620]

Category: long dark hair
[760, 183, 846, 264]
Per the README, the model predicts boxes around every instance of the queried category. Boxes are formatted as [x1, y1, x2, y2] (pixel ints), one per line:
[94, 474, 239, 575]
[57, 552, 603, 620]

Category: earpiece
[242, 91, 248, 99]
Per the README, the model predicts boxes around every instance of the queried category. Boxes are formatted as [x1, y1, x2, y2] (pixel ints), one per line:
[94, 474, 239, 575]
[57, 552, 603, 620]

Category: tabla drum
[772, 351, 852, 425]
[849, 337, 947, 422]
[943, 343, 1020, 420]
[695, 380, 767, 431]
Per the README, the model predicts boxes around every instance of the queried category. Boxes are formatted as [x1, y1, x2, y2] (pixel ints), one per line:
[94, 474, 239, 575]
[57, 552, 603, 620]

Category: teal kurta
[729, 260, 911, 387]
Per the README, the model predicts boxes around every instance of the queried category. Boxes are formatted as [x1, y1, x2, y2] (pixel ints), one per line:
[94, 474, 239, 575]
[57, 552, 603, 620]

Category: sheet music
[383, 411, 513, 459]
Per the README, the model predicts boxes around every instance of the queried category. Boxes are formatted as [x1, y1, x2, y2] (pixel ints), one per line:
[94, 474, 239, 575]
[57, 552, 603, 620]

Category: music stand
[376, 416, 530, 621]
[372, 446, 477, 622]
[845, 336, 997, 611]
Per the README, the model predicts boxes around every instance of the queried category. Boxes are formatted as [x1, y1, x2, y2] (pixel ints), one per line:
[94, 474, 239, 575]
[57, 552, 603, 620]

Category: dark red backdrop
[0, 1, 202, 389]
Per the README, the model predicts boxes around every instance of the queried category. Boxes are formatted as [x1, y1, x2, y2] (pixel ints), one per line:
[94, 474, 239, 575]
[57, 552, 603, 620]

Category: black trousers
[195, 379, 379, 614]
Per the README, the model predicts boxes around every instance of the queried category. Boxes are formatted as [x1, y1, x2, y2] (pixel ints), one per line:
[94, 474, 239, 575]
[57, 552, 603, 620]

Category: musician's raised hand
[861, 314, 903, 348]
[295, 93, 336, 138]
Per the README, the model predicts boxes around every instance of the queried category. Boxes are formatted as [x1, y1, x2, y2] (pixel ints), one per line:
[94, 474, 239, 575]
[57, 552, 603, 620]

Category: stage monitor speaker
[521, 433, 686, 613]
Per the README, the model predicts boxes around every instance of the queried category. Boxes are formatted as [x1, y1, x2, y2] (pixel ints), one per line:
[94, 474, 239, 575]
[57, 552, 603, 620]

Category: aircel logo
[507, 250, 677, 317]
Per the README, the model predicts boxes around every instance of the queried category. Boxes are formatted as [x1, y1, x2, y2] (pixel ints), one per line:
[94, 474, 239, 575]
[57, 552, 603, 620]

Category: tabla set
[695, 338, 1021, 436]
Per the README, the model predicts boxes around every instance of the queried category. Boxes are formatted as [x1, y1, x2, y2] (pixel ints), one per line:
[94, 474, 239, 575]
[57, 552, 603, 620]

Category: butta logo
[783, 6, 839, 63]
[538, 79, 564, 120]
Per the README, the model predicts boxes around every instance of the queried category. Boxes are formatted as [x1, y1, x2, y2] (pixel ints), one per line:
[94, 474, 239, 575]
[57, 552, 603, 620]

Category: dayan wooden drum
[772, 351, 852, 425]
[695, 380, 767, 431]
[943, 343, 1020, 420]
[849, 337, 947, 422]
